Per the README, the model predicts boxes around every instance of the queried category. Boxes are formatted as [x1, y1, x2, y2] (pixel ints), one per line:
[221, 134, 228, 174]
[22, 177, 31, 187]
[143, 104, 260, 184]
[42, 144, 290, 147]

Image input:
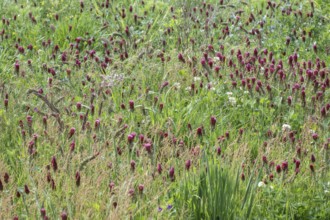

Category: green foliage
[0, 0, 329, 219]
[175, 159, 259, 219]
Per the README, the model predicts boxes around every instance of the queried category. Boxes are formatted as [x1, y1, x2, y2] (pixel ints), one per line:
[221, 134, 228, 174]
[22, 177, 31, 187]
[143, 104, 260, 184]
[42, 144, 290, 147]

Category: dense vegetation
[0, 0, 329, 219]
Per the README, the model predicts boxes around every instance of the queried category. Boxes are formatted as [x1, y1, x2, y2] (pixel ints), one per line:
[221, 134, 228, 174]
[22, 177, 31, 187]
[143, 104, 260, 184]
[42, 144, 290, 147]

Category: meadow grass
[0, 0, 329, 219]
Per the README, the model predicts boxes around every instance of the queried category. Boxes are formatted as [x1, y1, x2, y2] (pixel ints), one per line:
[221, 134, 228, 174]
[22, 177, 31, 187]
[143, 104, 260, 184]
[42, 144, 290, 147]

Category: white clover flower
[101, 73, 124, 88]
[214, 57, 220, 61]
[205, 83, 215, 91]
[194, 77, 201, 81]
[309, 129, 316, 134]
[282, 124, 291, 132]
[244, 91, 249, 94]
[226, 92, 233, 96]
[210, 81, 218, 86]
[258, 181, 266, 188]
[228, 97, 237, 106]
[173, 82, 181, 89]
[185, 87, 191, 91]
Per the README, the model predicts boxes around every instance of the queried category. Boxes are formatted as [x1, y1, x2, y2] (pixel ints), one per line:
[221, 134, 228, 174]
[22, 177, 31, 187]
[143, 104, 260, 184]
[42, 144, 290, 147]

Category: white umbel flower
[193, 77, 201, 81]
[173, 82, 181, 89]
[258, 181, 266, 188]
[228, 97, 237, 106]
[282, 124, 291, 132]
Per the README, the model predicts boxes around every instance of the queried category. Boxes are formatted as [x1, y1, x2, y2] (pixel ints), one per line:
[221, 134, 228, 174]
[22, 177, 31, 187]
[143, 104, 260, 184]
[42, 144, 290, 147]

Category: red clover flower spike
[241, 173, 245, 181]
[40, 208, 46, 218]
[196, 127, 203, 136]
[311, 154, 316, 163]
[185, 160, 191, 170]
[138, 184, 144, 194]
[127, 133, 136, 144]
[76, 102, 82, 111]
[128, 188, 135, 197]
[161, 81, 169, 89]
[276, 165, 281, 173]
[4, 98, 8, 109]
[4, 172, 9, 183]
[27, 115, 33, 127]
[281, 161, 288, 172]
[144, 143, 152, 153]
[178, 53, 185, 63]
[157, 163, 162, 174]
[61, 211, 68, 220]
[262, 156, 268, 165]
[139, 134, 144, 143]
[169, 167, 175, 181]
[75, 171, 81, 187]
[68, 127, 76, 139]
[130, 160, 136, 171]
[94, 119, 101, 129]
[51, 156, 58, 172]
[217, 147, 221, 156]
[129, 100, 135, 111]
[24, 184, 30, 194]
[210, 116, 216, 128]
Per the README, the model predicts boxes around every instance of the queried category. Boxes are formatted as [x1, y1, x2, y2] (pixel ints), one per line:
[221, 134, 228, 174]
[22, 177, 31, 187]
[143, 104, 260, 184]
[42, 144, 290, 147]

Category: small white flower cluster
[282, 124, 291, 132]
[309, 129, 316, 134]
[173, 82, 181, 89]
[205, 86, 216, 91]
[193, 77, 201, 81]
[101, 73, 124, 88]
[185, 77, 201, 91]
[258, 181, 274, 190]
[226, 92, 236, 106]
[205, 83, 216, 91]
[258, 181, 266, 187]
[228, 97, 237, 106]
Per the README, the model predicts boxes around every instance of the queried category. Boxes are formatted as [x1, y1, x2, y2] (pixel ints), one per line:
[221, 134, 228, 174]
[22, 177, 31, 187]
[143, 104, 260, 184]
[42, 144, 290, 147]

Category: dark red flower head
[75, 171, 81, 187]
[157, 163, 162, 174]
[210, 116, 217, 128]
[138, 184, 144, 193]
[51, 156, 58, 172]
[311, 154, 316, 163]
[169, 167, 175, 181]
[129, 100, 134, 111]
[276, 165, 281, 173]
[68, 127, 76, 139]
[185, 160, 191, 170]
[281, 161, 288, 171]
[61, 211, 67, 220]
